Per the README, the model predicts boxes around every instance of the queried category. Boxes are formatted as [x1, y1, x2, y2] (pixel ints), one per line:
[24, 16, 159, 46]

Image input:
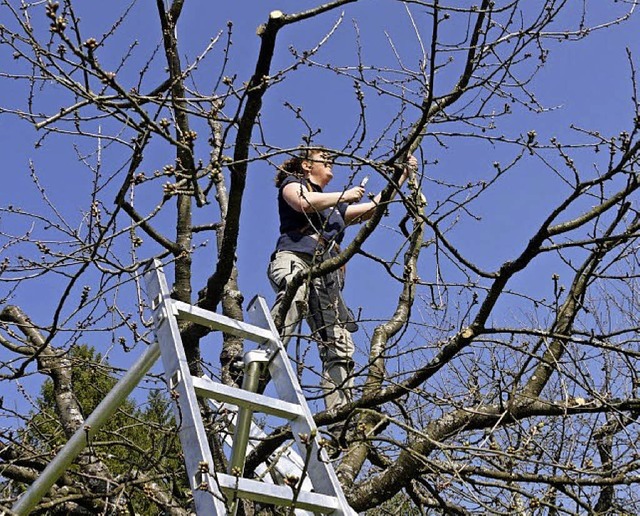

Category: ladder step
[209, 399, 315, 490]
[192, 376, 305, 420]
[172, 300, 275, 344]
[217, 473, 339, 513]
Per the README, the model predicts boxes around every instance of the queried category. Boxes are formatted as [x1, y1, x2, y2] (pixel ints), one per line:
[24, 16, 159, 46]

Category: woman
[268, 148, 416, 411]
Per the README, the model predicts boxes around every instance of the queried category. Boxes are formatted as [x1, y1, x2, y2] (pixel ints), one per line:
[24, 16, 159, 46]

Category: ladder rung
[192, 376, 305, 420]
[217, 473, 339, 513]
[173, 300, 275, 344]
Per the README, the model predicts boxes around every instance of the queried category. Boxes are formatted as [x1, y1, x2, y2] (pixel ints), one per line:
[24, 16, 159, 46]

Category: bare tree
[1, 0, 640, 514]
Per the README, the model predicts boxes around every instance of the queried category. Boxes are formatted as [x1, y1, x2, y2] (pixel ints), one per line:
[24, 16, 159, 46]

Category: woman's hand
[344, 185, 365, 203]
[401, 155, 418, 183]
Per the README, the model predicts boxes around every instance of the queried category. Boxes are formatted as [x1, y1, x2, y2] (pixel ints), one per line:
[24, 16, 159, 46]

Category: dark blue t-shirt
[275, 176, 348, 256]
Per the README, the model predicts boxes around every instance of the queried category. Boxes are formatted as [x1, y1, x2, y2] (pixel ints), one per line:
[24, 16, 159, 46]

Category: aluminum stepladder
[144, 260, 357, 515]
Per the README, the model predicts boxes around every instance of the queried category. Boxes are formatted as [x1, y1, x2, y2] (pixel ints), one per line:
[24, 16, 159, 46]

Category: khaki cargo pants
[268, 250, 355, 411]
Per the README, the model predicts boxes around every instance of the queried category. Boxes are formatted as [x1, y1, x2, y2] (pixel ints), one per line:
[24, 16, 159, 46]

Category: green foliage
[23, 344, 188, 513]
[26, 345, 137, 449]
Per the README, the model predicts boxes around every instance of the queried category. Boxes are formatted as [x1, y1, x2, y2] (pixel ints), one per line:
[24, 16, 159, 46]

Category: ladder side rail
[144, 261, 227, 515]
[247, 296, 357, 516]
[265, 342, 348, 506]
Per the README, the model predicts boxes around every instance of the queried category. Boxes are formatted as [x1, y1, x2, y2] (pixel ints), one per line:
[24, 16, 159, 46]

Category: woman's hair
[274, 147, 327, 188]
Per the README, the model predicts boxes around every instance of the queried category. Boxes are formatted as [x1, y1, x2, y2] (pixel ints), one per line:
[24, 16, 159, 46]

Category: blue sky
[1, 0, 639, 419]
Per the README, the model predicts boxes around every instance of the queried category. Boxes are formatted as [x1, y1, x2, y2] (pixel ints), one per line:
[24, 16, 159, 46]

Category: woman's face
[304, 151, 334, 188]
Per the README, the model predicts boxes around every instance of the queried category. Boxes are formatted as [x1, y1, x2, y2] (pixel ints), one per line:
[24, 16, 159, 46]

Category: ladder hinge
[151, 293, 162, 311]
[170, 370, 181, 390]
[151, 295, 178, 327]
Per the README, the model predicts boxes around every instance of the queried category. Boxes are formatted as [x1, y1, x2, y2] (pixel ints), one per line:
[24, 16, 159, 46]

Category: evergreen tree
[23, 345, 187, 514]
